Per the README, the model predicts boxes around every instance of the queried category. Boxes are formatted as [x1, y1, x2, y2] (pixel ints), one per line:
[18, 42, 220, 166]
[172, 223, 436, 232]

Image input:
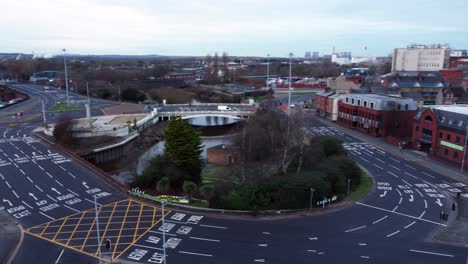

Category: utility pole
[347, 178, 351, 199]
[266, 54, 270, 89]
[309, 188, 314, 210]
[41, 99, 47, 126]
[162, 201, 167, 264]
[86, 81, 90, 104]
[461, 126, 468, 173]
[288, 52, 293, 116]
[63, 49, 70, 105]
[94, 195, 103, 264]
[106, 239, 112, 263]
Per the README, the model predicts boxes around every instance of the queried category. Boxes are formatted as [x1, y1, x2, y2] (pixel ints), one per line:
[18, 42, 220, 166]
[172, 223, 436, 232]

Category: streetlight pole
[107, 239, 112, 263]
[162, 201, 167, 264]
[461, 126, 468, 173]
[62, 49, 70, 105]
[94, 195, 103, 264]
[266, 54, 270, 89]
[41, 99, 47, 126]
[309, 188, 315, 210]
[347, 179, 351, 199]
[288, 52, 293, 116]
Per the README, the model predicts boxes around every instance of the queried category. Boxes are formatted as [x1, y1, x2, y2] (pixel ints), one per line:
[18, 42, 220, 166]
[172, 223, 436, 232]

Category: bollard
[457, 192, 461, 199]
[452, 202, 456, 211]
[440, 210, 444, 219]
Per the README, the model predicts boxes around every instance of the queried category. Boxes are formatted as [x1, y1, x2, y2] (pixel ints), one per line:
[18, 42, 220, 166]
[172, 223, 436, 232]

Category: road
[0, 86, 467, 263]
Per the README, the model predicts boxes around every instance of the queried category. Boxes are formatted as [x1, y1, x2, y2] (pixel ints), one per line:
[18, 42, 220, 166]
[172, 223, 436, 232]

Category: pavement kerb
[314, 116, 468, 185]
[5, 223, 24, 264]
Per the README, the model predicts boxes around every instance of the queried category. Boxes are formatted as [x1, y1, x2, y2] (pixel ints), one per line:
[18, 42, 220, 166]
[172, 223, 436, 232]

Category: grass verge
[348, 169, 373, 202]
[49, 103, 84, 112]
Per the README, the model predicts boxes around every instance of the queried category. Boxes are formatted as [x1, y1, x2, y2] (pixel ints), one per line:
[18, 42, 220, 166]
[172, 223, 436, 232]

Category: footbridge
[155, 103, 256, 121]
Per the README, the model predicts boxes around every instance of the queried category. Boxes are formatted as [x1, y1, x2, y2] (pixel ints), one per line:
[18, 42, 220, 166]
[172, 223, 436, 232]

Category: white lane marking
[85, 198, 102, 206]
[388, 171, 399, 178]
[398, 197, 402, 204]
[418, 211, 426, 219]
[358, 243, 367, 246]
[360, 157, 370, 163]
[404, 172, 418, 179]
[67, 189, 80, 196]
[133, 244, 163, 251]
[360, 256, 370, 259]
[26, 176, 34, 183]
[307, 249, 317, 253]
[148, 231, 176, 237]
[35, 185, 44, 192]
[46, 194, 58, 202]
[389, 157, 400, 163]
[424, 199, 428, 209]
[345, 225, 367, 233]
[19, 169, 26, 175]
[0, 173, 4, 180]
[356, 202, 446, 226]
[253, 259, 266, 262]
[46, 172, 53, 178]
[436, 199, 443, 207]
[389, 165, 400, 171]
[404, 221, 416, 229]
[5, 181, 12, 189]
[257, 244, 268, 247]
[199, 224, 227, 229]
[372, 215, 388, 224]
[38, 165, 44, 171]
[401, 179, 412, 186]
[415, 189, 424, 197]
[68, 172, 77, 179]
[13, 163, 19, 168]
[21, 201, 33, 209]
[392, 205, 399, 212]
[376, 158, 385, 163]
[54, 249, 65, 264]
[262, 232, 271, 235]
[308, 237, 318, 240]
[373, 164, 383, 170]
[64, 205, 80, 213]
[59, 166, 67, 172]
[405, 164, 416, 170]
[422, 172, 435, 178]
[379, 191, 387, 198]
[55, 180, 64, 187]
[386, 230, 400, 238]
[409, 249, 454, 258]
[189, 237, 221, 243]
[178, 251, 213, 257]
[39, 212, 55, 220]
[409, 195, 414, 203]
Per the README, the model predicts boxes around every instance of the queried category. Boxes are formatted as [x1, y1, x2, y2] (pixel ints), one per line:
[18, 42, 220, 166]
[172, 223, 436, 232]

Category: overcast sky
[1, 0, 467, 57]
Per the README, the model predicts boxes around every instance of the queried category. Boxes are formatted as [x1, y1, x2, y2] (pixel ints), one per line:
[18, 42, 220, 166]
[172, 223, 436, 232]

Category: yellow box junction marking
[23, 199, 171, 263]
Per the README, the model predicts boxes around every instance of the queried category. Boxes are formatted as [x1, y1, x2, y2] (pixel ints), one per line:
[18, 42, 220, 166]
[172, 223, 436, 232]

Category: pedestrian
[452, 202, 456, 211]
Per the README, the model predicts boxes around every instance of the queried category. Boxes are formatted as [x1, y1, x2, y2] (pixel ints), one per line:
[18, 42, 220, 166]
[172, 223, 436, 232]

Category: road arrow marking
[51, 187, 61, 195]
[262, 232, 270, 235]
[308, 237, 318, 240]
[254, 259, 265, 262]
[29, 193, 38, 201]
[257, 244, 268, 247]
[380, 191, 387, 198]
[2, 199, 12, 207]
[436, 199, 443, 207]
[307, 249, 317, 252]
[409, 195, 414, 202]
[82, 182, 89, 189]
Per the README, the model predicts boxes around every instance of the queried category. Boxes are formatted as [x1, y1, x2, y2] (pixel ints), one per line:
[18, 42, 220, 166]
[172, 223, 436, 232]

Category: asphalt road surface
[0, 86, 467, 263]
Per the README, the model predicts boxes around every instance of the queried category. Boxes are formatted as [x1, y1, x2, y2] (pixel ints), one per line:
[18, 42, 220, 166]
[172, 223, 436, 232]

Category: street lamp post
[347, 178, 351, 199]
[266, 54, 270, 89]
[94, 195, 103, 264]
[62, 49, 70, 105]
[309, 188, 315, 210]
[106, 239, 112, 263]
[461, 126, 468, 173]
[288, 53, 293, 116]
[162, 201, 167, 264]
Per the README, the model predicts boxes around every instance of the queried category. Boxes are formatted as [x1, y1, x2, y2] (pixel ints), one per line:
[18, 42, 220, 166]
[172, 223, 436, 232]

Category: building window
[456, 136, 461, 144]
[357, 100, 361, 105]
[447, 134, 451, 141]
[422, 128, 432, 136]
[397, 104, 401, 110]
[364, 101, 367, 107]
[439, 132, 443, 138]
[435, 147, 440, 153]
[405, 104, 408, 110]
[370, 102, 374, 109]
[416, 126, 419, 132]
[454, 152, 459, 160]
[351, 99, 355, 104]
[425, 115, 433, 121]
[346, 97, 349, 103]
[444, 149, 449, 156]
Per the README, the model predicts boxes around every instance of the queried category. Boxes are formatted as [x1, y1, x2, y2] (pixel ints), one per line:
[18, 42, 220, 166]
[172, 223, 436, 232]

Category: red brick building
[412, 105, 468, 167]
[206, 145, 240, 166]
[449, 57, 468, 69]
[337, 94, 417, 140]
[315, 91, 334, 118]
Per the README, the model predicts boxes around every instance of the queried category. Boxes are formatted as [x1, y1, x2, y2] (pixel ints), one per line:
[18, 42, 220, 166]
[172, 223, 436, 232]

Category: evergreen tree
[164, 117, 204, 184]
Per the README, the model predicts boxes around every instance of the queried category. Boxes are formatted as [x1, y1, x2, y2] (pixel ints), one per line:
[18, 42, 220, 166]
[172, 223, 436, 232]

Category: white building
[392, 44, 451, 72]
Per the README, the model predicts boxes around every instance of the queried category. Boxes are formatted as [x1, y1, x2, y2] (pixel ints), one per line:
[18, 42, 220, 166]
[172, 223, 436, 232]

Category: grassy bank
[348, 169, 373, 202]
[49, 103, 85, 112]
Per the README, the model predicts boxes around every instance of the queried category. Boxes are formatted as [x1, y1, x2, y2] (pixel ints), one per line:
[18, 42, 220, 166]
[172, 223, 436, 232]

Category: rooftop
[428, 105, 468, 116]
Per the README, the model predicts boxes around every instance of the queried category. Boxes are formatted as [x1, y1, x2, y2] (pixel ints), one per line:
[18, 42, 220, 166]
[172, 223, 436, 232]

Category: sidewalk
[313, 116, 468, 185]
[0, 211, 22, 264]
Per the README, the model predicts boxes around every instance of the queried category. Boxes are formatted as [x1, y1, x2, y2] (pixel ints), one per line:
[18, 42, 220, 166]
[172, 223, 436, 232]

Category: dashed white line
[26, 176, 34, 183]
[0, 173, 4, 180]
[46, 194, 58, 202]
[178, 251, 213, 257]
[404, 172, 418, 179]
[404, 221, 416, 229]
[376, 158, 385, 163]
[85, 198, 102, 206]
[388, 171, 399, 178]
[360, 157, 370, 163]
[5, 181, 12, 189]
[418, 211, 426, 219]
[389, 157, 400, 163]
[38, 165, 44, 171]
[422, 172, 435, 178]
[189, 237, 221, 242]
[55, 180, 64, 187]
[19, 169, 26, 175]
[12, 190, 19, 198]
[358, 243, 367, 246]
[39, 212, 55, 220]
[199, 224, 228, 229]
[46, 172, 53, 178]
[35, 185, 44, 192]
[404, 164, 416, 170]
[401, 179, 412, 186]
[59, 166, 67, 172]
[68, 172, 77, 179]
[13, 163, 19, 168]
[21, 201, 33, 209]
[372, 215, 388, 224]
[148, 231, 176, 237]
[409, 249, 454, 258]
[360, 256, 370, 259]
[389, 165, 400, 171]
[415, 189, 424, 197]
[373, 164, 383, 170]
[64, 205, 80, 213]
[67, 189, 79, 196]
[386, 230, 400, 238]
[345, 225, 367, 233]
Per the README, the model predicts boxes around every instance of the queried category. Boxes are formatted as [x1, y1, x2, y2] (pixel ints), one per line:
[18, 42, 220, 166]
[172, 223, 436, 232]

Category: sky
[1, 0, 467, 57]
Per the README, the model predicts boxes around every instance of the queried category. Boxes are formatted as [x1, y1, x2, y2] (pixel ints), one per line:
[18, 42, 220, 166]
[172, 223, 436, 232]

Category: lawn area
[49, 103, 84, 112]
[348, 169, 373, 202]
[201, 166, 239, 184]
[291, 91, 317, 95]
